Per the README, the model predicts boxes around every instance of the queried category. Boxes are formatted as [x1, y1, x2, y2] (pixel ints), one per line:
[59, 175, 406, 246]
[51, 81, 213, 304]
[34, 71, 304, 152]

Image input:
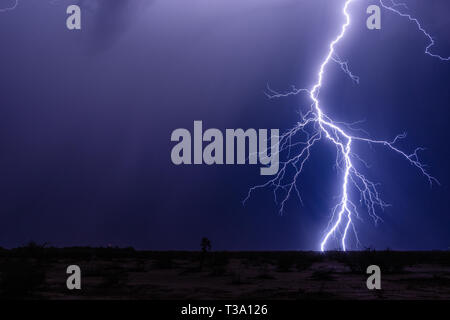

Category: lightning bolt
[0, 0, 18, 12]
[380, 0, 450, 61]
[246, 0, 447, 251]
[1, 0, 446, 250]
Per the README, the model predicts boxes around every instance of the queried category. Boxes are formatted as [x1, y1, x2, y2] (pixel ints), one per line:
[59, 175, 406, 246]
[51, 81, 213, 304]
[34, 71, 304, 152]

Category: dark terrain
[0, 244, 449, 299]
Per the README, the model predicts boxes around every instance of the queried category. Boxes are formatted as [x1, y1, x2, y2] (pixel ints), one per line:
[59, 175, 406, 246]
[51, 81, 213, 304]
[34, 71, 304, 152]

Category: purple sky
[0, 0, 449, 250]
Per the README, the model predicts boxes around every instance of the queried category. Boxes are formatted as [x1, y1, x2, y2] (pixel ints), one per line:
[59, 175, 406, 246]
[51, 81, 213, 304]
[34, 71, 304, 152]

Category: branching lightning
[380, 0, 450, 61]
[1, 0, 447, 251]
[246, 0, 447, 251]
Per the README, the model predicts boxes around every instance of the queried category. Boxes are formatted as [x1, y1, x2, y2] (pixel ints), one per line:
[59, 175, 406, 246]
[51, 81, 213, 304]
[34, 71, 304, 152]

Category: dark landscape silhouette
[0, 242, 449, 299]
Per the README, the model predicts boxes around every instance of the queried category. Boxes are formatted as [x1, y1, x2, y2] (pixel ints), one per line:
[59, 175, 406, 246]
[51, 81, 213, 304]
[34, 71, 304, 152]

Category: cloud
[77, 0, 155, 51]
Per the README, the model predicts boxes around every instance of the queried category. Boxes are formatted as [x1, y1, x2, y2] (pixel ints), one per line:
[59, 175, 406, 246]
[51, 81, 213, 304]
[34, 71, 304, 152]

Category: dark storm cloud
[77, 0, 155, 51]
[0, 0, 17, 12]
[0, 0, 449, 250]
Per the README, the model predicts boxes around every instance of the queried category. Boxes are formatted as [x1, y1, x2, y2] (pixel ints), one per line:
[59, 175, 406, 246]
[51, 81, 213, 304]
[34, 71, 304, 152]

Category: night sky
[0, 0, 449, 250]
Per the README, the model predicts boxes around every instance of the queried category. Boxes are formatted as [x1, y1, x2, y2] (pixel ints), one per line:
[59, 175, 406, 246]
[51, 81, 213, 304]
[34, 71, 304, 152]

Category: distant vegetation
[1, 244, 450, 268]
[0, 243, 449, 299]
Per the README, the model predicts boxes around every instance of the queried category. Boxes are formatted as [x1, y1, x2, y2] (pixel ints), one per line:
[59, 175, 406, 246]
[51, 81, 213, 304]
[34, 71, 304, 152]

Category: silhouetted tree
[201, 237, 212, 253]
[200, 237, 211, 270]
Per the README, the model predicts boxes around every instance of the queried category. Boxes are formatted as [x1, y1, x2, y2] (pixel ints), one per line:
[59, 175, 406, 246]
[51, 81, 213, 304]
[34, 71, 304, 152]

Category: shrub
[0, 259, 46, 298]
[311, 269, 335, 281]
[276, 254, 295, 272]
[154, 255, 174, 269]
[339, 250, 410, 274]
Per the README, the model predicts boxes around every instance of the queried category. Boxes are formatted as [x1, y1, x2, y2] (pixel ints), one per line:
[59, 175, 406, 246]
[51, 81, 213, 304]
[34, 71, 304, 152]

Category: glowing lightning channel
[380, 0, 450, 61]
[2, 0, 446, 251]
[246, 0, 446, 252]
[312, 0, 360, 252]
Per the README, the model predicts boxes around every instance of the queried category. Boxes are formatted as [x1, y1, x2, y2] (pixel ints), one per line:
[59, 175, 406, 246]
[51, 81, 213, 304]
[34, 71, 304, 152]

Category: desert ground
[0, 245, 449, 299]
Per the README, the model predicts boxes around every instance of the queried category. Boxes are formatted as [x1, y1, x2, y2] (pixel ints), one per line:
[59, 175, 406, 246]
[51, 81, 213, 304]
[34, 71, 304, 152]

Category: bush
[154, 255, 174, 269]
[256, 264, 275, 280]
[211, 252, 229, 267]
[99, 270, 127, 288]
[0, 259, 46, 298]
[276, 254, 295, 272]
[338, 249, 410, 274]
[310, 269, 335, 281]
